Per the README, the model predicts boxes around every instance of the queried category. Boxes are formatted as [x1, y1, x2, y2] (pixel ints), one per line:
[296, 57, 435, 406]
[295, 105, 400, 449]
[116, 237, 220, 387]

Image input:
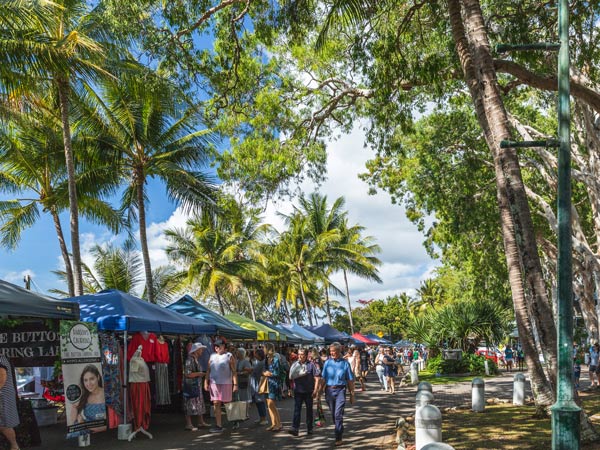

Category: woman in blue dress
[68, 365, 106, 438]
[262, 343, 282, 431]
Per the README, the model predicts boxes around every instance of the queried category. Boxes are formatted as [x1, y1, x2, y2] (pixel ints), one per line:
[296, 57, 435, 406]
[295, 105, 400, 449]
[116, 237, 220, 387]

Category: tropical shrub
[426, 353, 498, 375]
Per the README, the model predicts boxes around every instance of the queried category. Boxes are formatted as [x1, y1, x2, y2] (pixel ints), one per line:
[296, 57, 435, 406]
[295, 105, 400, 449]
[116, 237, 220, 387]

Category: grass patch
[418, 390, 600, 449]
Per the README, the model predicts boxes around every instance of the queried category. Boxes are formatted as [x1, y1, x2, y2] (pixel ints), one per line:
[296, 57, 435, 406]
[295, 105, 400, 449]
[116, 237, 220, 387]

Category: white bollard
[472, 377, 485, 412]
[415, 404, 442, 450]
[417, 381, 433, 394]
[484, 359, 490, 376]
[421, 444, 456, 450]
[411, 362, 419, 385]
[513, 373, 526, 405]
[416, 390, 435, 411]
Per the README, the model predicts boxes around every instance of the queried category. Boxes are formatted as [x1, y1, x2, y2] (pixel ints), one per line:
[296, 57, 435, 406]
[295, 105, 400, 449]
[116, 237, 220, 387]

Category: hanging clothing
[155, 340, 170, 364]
[129, 383, 151, 431]
[127, 333, 157, 362]
[100, 332, 122, 418]
[129, 352, 150, 383]
[155, 363, 171, 406]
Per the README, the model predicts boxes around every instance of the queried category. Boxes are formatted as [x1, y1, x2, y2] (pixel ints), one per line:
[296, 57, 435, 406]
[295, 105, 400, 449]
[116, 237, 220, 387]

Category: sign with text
[0, 323, 59, 367]
[60, 321, 106, 438]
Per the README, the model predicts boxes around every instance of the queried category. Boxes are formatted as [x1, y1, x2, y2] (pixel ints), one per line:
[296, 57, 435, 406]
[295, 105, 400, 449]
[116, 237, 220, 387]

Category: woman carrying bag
[262, 343, 282, 432]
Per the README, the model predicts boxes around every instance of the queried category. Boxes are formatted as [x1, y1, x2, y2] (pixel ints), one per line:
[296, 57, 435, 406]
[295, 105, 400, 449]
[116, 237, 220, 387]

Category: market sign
[0, 323, 59, 367]
[60, 321, 107, 438]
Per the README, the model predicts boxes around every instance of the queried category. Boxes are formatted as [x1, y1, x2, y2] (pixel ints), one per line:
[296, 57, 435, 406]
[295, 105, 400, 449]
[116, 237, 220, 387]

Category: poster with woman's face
[60, 321, 107, 435]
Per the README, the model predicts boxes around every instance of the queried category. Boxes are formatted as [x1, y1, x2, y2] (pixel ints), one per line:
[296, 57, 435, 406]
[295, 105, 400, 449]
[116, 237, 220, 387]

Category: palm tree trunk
[298, 274, 314, 326]
[215, 286, 225, 316]
[135, 168, 155, 303]
[51, 208, 74, 296]
[245, 287, 256, 321]
[324, 286, 332, 325]
[56, 76, 83, 296]
[281, 297, 292, 323]
[449, 0, 555, 405]
[343, 270, 355, 334]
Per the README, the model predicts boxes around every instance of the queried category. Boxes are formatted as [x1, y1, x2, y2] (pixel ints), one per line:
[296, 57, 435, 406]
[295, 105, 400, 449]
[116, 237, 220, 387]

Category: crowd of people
[182, 338, 427, 446]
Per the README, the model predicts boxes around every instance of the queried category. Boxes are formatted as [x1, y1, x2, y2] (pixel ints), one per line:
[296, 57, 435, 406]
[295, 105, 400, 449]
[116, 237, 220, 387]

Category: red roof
[352, 332, 380, 345]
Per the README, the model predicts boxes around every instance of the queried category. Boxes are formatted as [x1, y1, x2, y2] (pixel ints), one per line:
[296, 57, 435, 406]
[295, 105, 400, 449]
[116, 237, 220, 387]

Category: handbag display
[258, 376, 269, 395]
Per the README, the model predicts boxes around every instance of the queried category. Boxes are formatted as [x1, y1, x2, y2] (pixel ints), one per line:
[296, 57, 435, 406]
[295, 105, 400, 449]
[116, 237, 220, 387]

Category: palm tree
[88, 71, 217, 302]
[0, 93, 123, 296]
[51, 242, 180, 303]
[416, 279, 444, 311]
[165, 212, 257, 315]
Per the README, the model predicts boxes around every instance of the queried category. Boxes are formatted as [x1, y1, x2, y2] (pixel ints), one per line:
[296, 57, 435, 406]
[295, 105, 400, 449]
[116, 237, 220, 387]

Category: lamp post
[550, 0, 581, 447]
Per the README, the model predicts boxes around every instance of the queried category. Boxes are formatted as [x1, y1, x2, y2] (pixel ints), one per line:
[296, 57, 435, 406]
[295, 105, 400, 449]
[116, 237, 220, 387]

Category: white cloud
[3, 269, 35, 285]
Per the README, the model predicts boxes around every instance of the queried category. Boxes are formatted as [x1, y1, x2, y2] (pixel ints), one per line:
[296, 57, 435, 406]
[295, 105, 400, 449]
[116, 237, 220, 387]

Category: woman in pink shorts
[204, 338, 237, 433]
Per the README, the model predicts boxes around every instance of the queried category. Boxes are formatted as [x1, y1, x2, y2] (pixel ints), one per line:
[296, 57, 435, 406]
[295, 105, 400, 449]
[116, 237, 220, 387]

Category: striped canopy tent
[165, 295, 257, 340]
[279, 323, 325, 345]
[352, 332, 380, 345]
[225, 314, 283, 341]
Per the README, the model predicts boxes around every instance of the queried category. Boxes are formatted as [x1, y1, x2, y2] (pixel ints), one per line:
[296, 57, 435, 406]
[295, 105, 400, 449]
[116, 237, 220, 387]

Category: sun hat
[188, 342, 207, 354]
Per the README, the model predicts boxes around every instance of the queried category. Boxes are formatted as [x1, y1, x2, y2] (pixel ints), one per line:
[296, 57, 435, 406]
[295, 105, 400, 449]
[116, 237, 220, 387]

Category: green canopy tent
[225, 314, 283, 342]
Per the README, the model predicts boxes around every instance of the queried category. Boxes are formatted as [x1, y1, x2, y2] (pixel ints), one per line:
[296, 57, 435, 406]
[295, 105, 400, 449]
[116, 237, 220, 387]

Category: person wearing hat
[204, 338, 237, 433]
[184, 342, 210, 431]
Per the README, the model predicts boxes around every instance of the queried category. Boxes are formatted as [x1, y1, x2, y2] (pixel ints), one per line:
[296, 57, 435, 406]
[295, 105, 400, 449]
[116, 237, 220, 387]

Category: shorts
[209, 383, 233, 403]
[589, 365, 598, 373]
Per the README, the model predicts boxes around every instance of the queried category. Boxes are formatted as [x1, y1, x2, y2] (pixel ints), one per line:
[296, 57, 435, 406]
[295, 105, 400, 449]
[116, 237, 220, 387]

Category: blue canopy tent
[0, 278, 79, 319]
[279, 323, 324, 345]
[257, 320, 306, 345]
[365, 333, 392, 345]
[69, 290, 217, 334]
[306, 324, 350, 344]
[166, 295, 257, 340]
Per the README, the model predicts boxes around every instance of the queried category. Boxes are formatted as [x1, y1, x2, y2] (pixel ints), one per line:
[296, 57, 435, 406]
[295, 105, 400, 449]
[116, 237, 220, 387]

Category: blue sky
[0, 124, 437, 305]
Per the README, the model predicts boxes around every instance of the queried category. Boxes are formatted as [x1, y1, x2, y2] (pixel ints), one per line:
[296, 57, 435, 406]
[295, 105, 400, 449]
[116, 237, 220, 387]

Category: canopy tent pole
[123, 330, 128, 425]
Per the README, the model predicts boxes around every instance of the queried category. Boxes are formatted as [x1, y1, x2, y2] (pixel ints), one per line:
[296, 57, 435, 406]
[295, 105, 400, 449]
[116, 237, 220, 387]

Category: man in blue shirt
[320, 342, 355, 446]
[288, 348, 321, 436]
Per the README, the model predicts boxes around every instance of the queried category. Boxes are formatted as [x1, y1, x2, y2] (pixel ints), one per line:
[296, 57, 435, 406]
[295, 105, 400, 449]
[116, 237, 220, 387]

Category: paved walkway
[37, 371, 541, 449]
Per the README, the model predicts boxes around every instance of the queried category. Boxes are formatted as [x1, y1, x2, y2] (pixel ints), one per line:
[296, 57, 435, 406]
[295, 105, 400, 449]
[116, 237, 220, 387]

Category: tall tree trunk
[245, 287, 256, 321]
[56, 76, 83, 296]
[135, 167, 155, 303]
[343, 270, 355, 334]
[281, 297, 292, 323]
[298, 273, 314, 326]
[449, 0, 555, 405]
[51, 208, 74, 296]
[324, 286, 332, 325]
[215, 286, 225, 316]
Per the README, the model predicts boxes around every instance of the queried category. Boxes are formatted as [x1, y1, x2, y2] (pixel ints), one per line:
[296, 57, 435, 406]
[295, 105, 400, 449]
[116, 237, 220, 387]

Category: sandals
[184, 426, 198, 431]
[270, 426, 283, 432]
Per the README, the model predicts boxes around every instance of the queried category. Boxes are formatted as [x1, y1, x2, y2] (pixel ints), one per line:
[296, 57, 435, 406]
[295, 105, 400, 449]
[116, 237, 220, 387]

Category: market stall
[305, 324, 351, 344]
[0, 279, 81, 450]
[278, 323, 325, 345]
[352, 332, 380, 346]
[165, 295, 257, 340]
[224, 313, 283, 341]
[257, 320, 306, 345]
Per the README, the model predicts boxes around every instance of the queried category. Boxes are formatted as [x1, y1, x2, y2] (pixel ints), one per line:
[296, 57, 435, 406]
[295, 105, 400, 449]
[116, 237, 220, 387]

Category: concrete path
[36, 370, 558, 450]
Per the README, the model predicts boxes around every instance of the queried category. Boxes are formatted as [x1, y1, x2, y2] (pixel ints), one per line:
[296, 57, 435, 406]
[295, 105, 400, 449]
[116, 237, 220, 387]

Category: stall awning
[68, 289, 217, 334]
[279, 323, 324, 344]
[166, 295, 257, 340]
[352, 332, 380, 345]
[365, 333, 392, 345]
[257, 320, 305, 345]
[0, 279, 79, 319]
[225, 314, 281, 341]
[305, 324, 350, 344]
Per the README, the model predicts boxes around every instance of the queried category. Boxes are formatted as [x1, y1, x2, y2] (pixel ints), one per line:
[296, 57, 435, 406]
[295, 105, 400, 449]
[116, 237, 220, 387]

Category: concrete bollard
[421, 444, 456, 450]
[78, 434, 90, 447]
[417, 381, 433, 394]
[513, 373, 526, 405]
[416, 390, 435, 411]
[484, 359, 490, 376]
[472, 377, 485, 412]
[411, 362, 419, 385]
[415, 404, 442, 450]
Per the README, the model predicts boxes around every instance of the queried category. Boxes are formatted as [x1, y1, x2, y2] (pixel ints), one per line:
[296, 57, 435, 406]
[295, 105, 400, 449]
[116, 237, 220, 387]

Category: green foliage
[426, 353, 498, 375]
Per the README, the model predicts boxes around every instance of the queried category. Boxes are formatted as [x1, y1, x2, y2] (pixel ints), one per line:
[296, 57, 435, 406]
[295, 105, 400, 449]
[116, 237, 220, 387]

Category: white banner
[60, 321, 107, 437]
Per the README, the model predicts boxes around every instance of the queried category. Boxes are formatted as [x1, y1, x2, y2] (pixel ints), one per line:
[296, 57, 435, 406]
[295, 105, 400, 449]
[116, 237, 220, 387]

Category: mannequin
[154, 335, 170, 405]
[127, 346, 153, 441]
